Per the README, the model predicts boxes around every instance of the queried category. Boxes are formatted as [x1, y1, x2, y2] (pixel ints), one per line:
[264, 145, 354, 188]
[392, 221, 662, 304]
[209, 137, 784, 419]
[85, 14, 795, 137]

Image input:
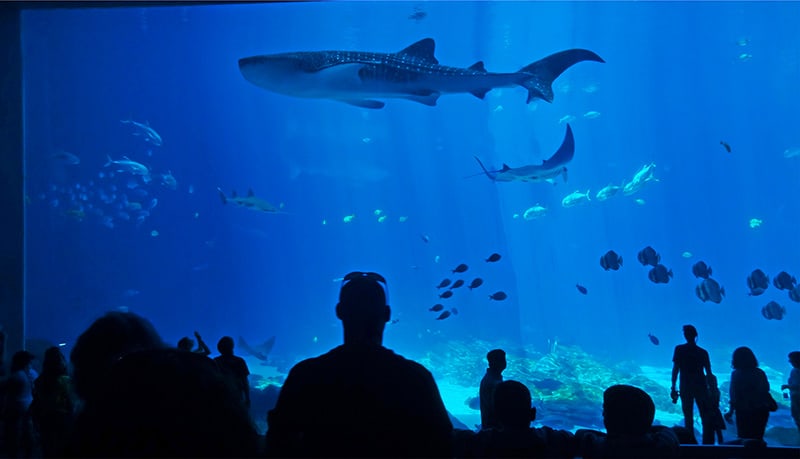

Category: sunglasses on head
[341, 271, 389, 304]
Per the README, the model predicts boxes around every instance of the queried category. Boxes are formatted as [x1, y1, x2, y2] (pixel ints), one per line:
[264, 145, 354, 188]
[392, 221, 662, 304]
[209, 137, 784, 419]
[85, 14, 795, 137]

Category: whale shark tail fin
[518, 49, 605, 103]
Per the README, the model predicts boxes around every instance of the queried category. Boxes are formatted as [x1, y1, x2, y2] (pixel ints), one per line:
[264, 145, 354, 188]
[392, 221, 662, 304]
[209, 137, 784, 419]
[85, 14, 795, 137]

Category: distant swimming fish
[50, 150, 80, 165]
[218, 188, 280, 213]
[121, 119, 163, 146]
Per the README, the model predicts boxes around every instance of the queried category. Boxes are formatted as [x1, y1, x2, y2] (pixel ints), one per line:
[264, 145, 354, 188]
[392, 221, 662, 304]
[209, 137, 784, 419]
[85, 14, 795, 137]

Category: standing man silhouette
[671, 324, 714, 444]
[480, 349, 507, 430]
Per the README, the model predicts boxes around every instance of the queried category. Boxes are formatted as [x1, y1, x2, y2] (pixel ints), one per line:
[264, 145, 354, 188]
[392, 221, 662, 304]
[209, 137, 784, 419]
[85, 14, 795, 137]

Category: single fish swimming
[218, 188, 280, 213]
[120, 119, 163, 146]
[474, 124, 574, 183]
[238, 38, 604, 109]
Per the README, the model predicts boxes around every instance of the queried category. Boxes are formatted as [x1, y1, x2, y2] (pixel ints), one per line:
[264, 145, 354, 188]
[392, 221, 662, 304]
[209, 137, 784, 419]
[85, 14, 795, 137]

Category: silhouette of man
[671, 324, 714, 444]
[265, 271, 452, 457]
[480, 349, 506, 430]
[213, 336, 251, 409]
[576, 384, 679, 457]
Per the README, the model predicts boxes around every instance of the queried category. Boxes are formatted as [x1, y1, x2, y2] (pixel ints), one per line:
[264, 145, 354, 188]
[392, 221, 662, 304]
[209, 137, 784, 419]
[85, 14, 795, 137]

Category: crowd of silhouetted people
[0, 271, 798, 458]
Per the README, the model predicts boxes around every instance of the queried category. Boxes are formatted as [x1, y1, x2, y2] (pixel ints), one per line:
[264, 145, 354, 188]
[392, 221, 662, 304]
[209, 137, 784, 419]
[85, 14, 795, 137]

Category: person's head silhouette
[217, 336, 235, 356]
[602, 384, 655, 436]
[336, 271, 390, 346]
[493, 380, 536, 430]
[682, 324, 698, 344]
[487, 349, 507, 372]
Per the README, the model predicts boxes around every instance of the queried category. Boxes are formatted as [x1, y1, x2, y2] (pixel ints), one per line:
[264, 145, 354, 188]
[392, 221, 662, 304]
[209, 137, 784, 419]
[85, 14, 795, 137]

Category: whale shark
[238, 39, 604, 109]
[474, 124, 574, 183]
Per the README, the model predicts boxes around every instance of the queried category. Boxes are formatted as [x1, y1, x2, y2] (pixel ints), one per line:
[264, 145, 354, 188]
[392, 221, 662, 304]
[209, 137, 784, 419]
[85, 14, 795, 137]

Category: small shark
[239, 38, 604, 109]
[474, 124, 574, 183]
[217, 188, 280, 213]
[105, 155, 151, 180]
[237, 335, 275, 361]
[120, 119, 163, 146]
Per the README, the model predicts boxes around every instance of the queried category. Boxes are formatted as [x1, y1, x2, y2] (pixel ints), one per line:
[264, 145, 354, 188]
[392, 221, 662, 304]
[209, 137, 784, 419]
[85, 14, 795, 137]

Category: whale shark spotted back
[239, 39, 604, 109]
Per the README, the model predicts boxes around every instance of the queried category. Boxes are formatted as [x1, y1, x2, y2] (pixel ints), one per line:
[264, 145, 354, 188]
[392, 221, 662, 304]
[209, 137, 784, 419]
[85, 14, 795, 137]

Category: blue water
[21, 1, 800, 432]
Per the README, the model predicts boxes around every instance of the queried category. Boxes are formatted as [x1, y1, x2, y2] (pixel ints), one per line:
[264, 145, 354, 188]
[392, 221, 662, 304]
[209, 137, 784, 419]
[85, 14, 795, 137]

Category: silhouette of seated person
[213, 335, 251, 409]
[265, 271, 453, 457]
[178, 330, 211, 357]
[458, 380, 576, 458]
[575, 384, 679, 458]
[68, 311, 167, 405]
[480, 349, 507, 431]
[66, 348, 259, 457]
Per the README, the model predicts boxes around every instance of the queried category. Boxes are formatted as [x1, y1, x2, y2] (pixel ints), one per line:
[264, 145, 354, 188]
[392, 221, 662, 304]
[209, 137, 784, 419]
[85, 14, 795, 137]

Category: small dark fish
[747, 269, 769, 296]
[485, 253, 502, 263]
[436, 310, 452, 320]
[695, 278, 725, 303]
[420, 233, 430, 243]
[600, 250, 623, 271]
[720, 141, 731, 153]
[761, 300, 786, 320]
[452, 263, 469, 274]
[637, 246, 661, 267]
[429, 304, 444, 312]
[436, 278, 452, 289]
[576, 284, 588, 295]
[439, 290, 453, 299]
[390, 319, 400, 325]
[408, 8, 427, 21]
[773, 271, 797, 291]
[648, 333, 660, 345]
[789, 286, 800, 303]
[468, 278, 484, 290]
[489, 291, 507, 301]
[50, 150, 80, 165]
[450, 279, 465, 289]
[648, 264, 673, 284]
[691, 261, 712, 279]
[450, 307, 459, 315]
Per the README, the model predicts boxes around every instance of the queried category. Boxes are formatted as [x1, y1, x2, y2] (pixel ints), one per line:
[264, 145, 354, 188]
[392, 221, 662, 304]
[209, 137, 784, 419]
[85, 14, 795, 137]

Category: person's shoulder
[286, 348, 340, 375]
[375, 347, 432, 373]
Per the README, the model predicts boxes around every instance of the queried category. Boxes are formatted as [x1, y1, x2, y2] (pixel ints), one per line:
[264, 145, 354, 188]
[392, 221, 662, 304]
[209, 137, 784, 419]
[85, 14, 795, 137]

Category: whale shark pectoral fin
[469, 88, 491, 100]
[397, 38, 438, 64]
[341, 99, 386, 109]
[403, 91, 440, 106]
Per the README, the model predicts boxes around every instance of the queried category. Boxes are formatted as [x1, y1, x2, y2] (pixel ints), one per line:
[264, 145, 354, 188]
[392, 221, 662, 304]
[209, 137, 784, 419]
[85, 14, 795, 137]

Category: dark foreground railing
[677, 444, 800, 458]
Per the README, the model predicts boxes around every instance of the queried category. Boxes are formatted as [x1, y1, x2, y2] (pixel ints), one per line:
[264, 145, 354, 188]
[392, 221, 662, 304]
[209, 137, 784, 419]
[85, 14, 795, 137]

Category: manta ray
[238, 38, 604, 109]
[237, 335, 276, 361]
[474, 124, 574, 183]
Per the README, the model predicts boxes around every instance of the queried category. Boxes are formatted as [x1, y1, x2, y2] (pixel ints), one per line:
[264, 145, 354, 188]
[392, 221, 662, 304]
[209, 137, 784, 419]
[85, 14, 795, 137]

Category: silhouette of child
[177, 331, 211, 356]
[781, 351, 800, 434]
[706, 373, 726, 443]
